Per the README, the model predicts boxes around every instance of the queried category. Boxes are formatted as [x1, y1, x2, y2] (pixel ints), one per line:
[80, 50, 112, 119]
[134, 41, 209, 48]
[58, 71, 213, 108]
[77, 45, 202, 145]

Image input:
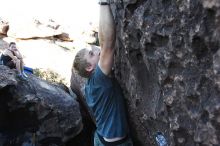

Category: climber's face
[84, 47, 100, 72]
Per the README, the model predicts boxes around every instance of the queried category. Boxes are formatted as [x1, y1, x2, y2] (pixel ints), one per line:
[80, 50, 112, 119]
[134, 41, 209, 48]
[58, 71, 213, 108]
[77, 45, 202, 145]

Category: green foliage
[34, 68, 67, 85]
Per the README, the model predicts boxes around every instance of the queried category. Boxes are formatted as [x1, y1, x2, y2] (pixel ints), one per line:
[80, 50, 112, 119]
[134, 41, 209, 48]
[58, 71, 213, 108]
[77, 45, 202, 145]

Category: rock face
[70, 69, 96, 146]
[7, 19, 70, 41]
[0, 19, 9, 35]
[111, 0, 220, 145]
[0, 65, 82, 146]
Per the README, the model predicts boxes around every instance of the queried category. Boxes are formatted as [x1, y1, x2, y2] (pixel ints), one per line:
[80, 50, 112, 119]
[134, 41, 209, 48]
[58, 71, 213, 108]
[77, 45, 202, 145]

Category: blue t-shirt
[85, 65, 128, 138]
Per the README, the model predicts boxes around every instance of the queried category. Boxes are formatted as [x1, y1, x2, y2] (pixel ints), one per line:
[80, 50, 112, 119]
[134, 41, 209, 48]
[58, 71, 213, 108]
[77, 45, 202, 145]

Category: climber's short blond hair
[73, 48, 90, 78]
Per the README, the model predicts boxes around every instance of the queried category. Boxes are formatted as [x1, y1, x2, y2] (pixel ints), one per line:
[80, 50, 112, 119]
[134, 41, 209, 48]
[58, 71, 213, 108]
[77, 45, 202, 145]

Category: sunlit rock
[7, 19, 70, 41]
[0, 18, 9, 35]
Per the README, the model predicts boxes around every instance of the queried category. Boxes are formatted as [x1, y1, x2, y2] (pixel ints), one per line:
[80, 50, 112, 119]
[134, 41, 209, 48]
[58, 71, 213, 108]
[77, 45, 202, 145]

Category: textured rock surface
[111, 0, 220, 145]
[0, 65, 82, 145]
[70, 66, 96, 146]
[7, 19, 70, 41]
[0, 19, 9, 35]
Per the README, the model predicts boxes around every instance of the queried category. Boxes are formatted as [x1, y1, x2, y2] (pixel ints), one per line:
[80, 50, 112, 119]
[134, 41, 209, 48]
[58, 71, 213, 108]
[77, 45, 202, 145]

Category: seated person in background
[1, 42, 28, 79]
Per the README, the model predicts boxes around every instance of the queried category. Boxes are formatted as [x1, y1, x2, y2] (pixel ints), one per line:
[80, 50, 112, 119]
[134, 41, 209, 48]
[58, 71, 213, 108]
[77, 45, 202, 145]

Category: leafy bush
[34, 68, 67, 85]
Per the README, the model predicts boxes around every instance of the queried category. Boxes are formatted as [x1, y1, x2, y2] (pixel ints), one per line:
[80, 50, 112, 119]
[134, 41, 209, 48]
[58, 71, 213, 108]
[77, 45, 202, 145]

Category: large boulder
[111, 0, 220, 145]
[7, 19, 70, 41]
[0, 18, 9, 35]
[0, 65, 82, 146]
[0, 39, 9, 51]
[70, 60, 96, 146]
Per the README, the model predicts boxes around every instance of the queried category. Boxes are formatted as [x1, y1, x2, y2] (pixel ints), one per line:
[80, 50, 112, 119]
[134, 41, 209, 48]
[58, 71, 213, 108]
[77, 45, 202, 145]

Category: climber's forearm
[98, 5, 116, 50]
[98, 1, 116, 75]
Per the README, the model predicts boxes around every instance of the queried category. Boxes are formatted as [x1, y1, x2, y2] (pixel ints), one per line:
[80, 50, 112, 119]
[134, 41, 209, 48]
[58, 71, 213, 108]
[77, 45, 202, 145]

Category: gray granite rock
[111, 0, 220, 145]
[0, 65, 82, 145]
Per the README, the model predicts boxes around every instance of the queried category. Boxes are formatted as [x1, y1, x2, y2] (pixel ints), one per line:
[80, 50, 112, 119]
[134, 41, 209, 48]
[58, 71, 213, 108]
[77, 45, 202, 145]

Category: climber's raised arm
[98, 0, 116, 76]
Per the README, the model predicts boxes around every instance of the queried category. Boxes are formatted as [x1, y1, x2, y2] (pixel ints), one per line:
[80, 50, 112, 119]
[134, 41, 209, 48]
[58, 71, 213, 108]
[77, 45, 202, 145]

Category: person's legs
[5, 61, 16, 69]
[14, 59, 27, 80]
[20, 59, 28, 77]
[14, 59, 22, 74]
[20, 59, 24, 71]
